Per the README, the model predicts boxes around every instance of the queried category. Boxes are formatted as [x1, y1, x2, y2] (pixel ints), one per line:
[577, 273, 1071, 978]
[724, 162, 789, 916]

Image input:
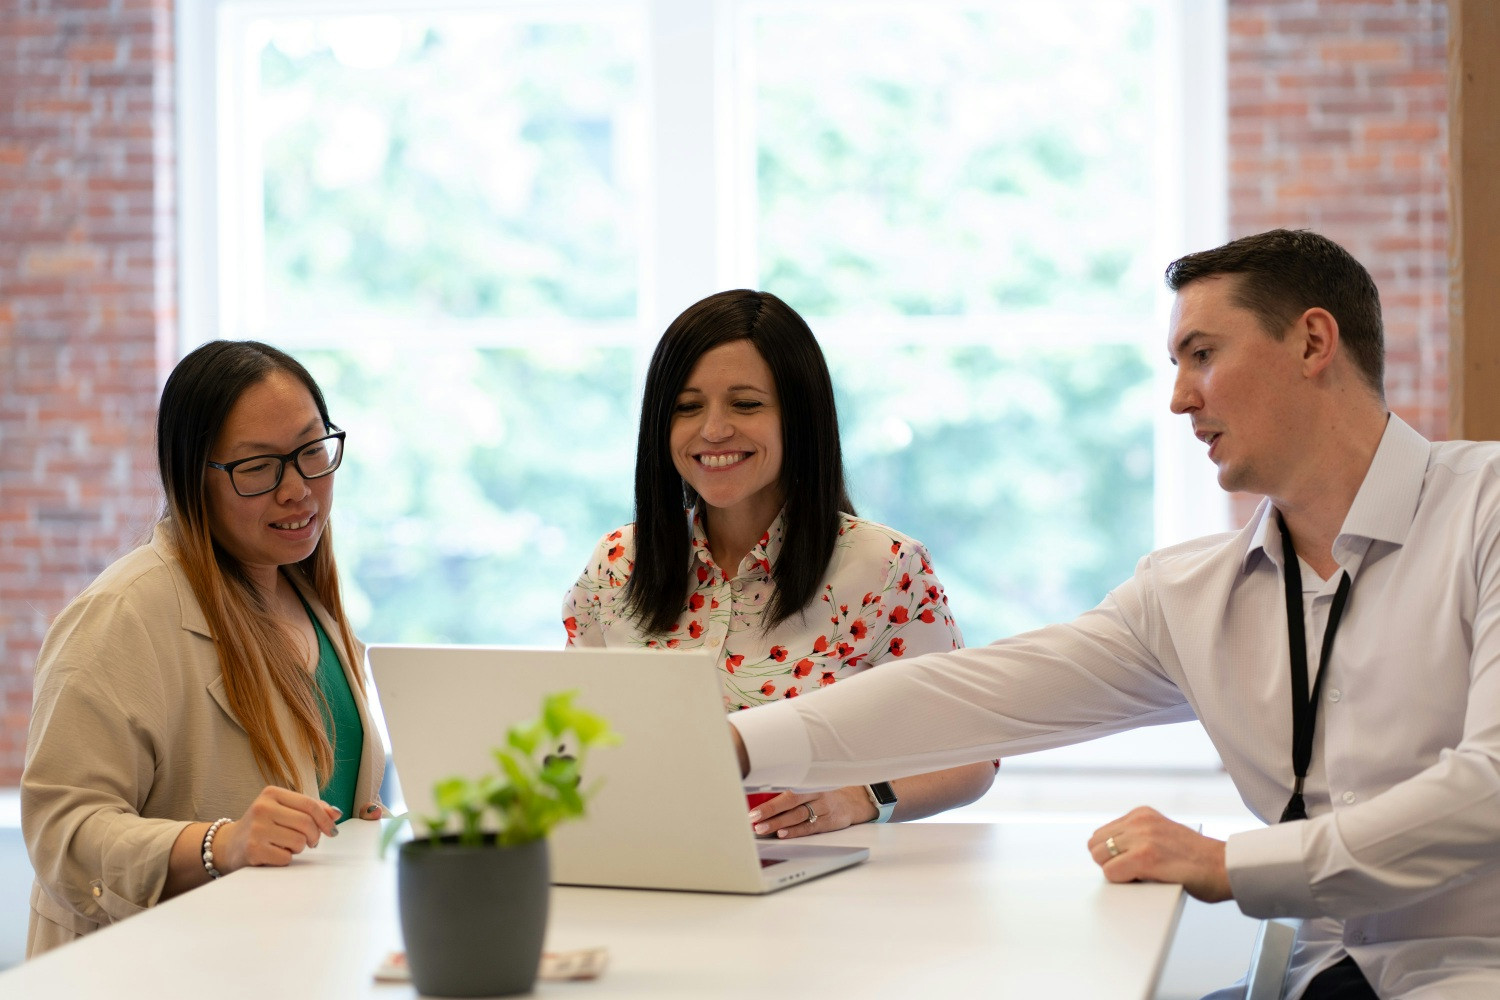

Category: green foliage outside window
[259, 3, 1161, 650]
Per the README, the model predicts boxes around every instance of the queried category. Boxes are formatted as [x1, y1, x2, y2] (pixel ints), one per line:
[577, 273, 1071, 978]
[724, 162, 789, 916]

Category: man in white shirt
[728, 229, 1500, 999]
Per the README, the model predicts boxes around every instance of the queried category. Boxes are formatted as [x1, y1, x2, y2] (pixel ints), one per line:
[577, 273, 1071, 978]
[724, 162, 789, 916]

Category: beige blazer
[22, 525, 386, 956]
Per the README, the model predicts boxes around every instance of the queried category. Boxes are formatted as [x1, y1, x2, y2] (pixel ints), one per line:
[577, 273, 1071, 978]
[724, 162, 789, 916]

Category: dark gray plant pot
[398, 835, 550, 997]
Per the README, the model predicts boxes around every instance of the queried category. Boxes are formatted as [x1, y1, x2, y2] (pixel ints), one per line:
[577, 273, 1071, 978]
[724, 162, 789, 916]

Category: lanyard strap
[1277, 513, 1352, 823]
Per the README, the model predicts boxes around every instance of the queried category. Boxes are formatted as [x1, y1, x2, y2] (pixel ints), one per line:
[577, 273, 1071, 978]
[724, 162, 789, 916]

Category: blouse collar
[689, 506, 788, 582]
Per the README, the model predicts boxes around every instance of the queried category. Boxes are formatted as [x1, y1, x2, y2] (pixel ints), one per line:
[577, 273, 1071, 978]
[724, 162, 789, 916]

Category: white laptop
[368, 644, 869, 894]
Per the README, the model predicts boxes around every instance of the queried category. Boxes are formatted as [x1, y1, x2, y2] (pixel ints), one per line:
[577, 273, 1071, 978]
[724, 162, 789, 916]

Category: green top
[307, 606, 364, 822]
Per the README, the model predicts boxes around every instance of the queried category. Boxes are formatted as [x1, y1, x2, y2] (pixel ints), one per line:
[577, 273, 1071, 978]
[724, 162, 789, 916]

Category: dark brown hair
[1165, 228, 1385, 397]
[626, 290, 855, 635]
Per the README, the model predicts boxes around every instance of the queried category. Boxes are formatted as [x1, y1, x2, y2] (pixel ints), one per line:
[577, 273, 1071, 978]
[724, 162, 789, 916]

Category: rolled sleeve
[729, 702, 815, 789]
[1227, 821, 1318, 919]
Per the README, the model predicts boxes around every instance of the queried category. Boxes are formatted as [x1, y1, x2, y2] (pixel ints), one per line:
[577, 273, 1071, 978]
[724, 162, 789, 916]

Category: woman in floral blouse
[564, 289, 996, 837]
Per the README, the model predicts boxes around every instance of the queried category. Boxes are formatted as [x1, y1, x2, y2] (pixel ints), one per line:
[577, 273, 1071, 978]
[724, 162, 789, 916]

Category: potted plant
[382, 690, 618, 997]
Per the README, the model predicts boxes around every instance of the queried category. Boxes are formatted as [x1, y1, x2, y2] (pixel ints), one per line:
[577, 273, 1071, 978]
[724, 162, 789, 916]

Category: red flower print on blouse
[667, 638, 680, 648]
[697, 565, 710, 584]
[607, 530, 623, 542]
[607, 544, 625, 562]
[919, 609, 936, 623]
[794, 658, 814, 678]
[889, 637, 906, 656]
[889, 606, 909, 625]
[784, 687, 799, 698]
[813, 635, 830, 653]
[846, 654, 867, 668]
[926, 585, 941, 602]
[757, 557, 772, 577]
[760, 681, 776, 696]
[725, 654, 744, 673]
[819, 671, 836, 687]
[849, 619, 868, 640]
[688, 620, 704, 639]
[563, 616, 578, 639]
[899, 572, 913, 592]
[769, 645, 788, 662]
[861, 591, 876, 607]
[890, 542, 900, 555]
[688, 593, 705, 611]
[836, 642, 855, 660]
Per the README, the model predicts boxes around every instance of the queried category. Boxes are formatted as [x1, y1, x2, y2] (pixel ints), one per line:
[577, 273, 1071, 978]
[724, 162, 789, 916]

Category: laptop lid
[368, 644, 867, 894]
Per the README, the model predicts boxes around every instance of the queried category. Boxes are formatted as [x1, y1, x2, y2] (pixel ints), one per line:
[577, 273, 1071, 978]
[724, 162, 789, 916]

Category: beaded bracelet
[201, 817, 232, 879]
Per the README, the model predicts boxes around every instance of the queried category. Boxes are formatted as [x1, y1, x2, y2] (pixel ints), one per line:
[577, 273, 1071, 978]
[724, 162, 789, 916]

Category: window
[179, 0, 1228, 769]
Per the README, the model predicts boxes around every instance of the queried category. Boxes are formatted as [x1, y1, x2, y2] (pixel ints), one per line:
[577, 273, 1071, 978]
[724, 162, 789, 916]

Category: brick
[1318, 40, 1407, 64]
[1363, 121, 1442, 144]
[66, 40, 120, 62]
[22, 247, 104, 276]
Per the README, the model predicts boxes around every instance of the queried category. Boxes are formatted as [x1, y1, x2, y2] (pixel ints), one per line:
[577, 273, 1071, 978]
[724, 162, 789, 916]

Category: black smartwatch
[865, 781, 898, 823]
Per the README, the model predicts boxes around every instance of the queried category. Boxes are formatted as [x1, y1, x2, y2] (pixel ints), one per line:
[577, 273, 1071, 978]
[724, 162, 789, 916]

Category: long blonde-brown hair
[157, 340, 364, 789]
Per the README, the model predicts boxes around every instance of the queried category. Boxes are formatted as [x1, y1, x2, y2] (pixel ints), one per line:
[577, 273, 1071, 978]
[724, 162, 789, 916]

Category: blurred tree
[256, 2, 1161, 649]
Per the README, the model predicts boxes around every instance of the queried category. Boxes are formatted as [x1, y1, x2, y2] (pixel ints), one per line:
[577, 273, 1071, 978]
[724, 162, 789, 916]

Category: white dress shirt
[730, 415, 1500, 998]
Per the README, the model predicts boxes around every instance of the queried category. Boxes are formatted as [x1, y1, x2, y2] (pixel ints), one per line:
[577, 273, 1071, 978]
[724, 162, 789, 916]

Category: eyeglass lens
[232, 437, 342, 496]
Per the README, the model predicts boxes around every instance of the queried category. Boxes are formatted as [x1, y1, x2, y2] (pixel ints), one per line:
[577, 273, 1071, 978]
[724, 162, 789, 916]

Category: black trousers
[1300, 955, 1378, 1000]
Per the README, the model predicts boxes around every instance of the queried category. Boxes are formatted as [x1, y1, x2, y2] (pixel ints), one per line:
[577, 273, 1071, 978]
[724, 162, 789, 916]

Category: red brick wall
[0, 1, 1455, 783]
[0, 1, 176, 781]
[1227, 0, 1450, 523]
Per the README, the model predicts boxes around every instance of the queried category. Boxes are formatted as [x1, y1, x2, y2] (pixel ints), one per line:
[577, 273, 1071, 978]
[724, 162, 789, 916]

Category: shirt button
[92, 885, 102, 898]
[1327, 688, 1341, 702]
[1342, 791, 1357, 804]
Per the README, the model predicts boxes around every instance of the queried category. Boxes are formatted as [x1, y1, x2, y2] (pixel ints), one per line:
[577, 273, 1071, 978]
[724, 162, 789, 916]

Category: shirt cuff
[728, 703, 813, 789]
[1225, 821, 1319, 919]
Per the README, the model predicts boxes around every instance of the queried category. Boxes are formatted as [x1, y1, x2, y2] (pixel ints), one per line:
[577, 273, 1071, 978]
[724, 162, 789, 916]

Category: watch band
[865, 781, 898, 824]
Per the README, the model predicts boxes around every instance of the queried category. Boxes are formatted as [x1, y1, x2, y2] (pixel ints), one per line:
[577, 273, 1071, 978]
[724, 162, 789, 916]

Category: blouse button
[1341, 791, 1357, 804]
[92, 885, 102, 898]
[1327, 688, 1341, 702]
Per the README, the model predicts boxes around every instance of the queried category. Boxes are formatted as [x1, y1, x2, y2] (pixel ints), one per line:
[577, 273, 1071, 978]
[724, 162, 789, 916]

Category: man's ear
[1296, 307, 1340, 378]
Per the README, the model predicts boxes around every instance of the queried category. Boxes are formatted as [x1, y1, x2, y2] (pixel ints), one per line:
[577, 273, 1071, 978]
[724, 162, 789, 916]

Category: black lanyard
[1277, 513, 1352, 822]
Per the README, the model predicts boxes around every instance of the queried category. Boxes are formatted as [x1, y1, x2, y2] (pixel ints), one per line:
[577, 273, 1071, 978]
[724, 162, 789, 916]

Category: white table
[3, 820, 1183, 999]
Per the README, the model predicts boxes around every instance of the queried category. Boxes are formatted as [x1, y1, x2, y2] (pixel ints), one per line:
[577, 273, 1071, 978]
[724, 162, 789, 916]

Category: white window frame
[176, 0, 1231, 771]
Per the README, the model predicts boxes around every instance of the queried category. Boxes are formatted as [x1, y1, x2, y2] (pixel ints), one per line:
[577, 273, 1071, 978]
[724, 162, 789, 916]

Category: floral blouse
[563, 510, 963, 711]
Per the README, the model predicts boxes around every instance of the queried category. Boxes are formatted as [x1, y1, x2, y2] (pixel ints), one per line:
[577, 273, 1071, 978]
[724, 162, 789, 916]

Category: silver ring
[805, 802, 818, 825]
[1105, 836, 1120, 858]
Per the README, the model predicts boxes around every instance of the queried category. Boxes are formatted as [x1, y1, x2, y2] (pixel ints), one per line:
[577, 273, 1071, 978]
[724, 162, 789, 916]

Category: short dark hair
[626, 289, 855, 635]
[1164, 229, 1385, 397]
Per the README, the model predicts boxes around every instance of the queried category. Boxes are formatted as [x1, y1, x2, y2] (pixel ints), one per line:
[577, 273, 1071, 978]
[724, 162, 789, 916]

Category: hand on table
[749, 785, 877, 839]
[209, 786, 345, 873]
[1088, 806, 1232, 903]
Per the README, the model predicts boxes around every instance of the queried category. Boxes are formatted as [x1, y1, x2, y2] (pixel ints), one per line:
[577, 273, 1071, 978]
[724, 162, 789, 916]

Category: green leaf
[377, 812, 411, 858]
[415, 691, 617, 846]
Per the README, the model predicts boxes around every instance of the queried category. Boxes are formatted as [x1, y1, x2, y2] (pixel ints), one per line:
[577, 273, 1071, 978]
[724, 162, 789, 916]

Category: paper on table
[374, 947, 609, 984]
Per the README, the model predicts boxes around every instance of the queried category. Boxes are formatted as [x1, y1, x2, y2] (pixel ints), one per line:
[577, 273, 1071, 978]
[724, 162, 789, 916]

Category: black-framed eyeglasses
[207, 427, 346, 497]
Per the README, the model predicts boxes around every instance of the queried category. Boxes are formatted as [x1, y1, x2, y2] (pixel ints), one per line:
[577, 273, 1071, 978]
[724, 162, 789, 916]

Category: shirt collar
[1241, 413, 1429, 573]
[688, 506, 788, 580]
[151, 521, 214, 637]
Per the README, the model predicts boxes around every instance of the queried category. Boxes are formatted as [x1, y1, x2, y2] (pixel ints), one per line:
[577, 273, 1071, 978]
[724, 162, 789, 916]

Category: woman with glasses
[564, 290, 995, 838]
[22, 340, 384, 956]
